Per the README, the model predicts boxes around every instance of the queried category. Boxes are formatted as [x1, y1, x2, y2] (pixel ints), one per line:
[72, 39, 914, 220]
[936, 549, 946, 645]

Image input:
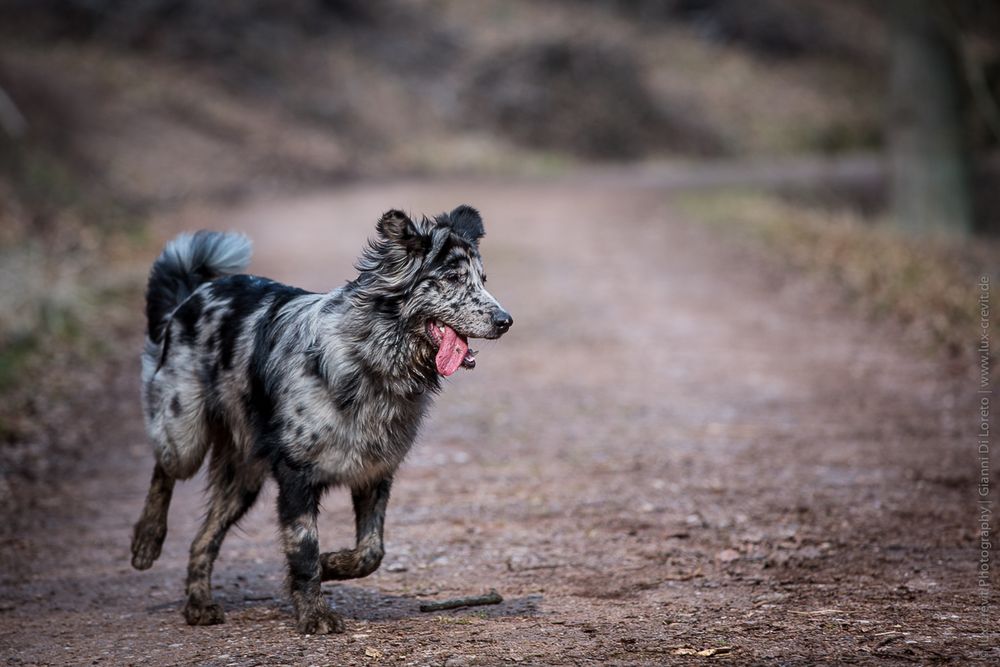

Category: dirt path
[1, 179, 992, 665]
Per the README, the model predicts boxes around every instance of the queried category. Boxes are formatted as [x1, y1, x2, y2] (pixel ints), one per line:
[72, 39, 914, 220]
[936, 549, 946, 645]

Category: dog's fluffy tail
[145, 230, 252, 343]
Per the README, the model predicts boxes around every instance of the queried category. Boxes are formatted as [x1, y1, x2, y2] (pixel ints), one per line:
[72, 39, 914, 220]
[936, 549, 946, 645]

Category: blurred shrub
[464, 40, 725, 159]
[0, 0, 385, 71]
[583, 0, 882, 61]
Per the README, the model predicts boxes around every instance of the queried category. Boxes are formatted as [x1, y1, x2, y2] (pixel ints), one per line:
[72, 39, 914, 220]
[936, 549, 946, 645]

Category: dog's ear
[448, 205, 485, 248]
[377, 210, 427, 254]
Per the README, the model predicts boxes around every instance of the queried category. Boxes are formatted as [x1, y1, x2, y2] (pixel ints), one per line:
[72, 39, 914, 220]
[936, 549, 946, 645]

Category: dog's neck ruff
[337, 283, 440, 397]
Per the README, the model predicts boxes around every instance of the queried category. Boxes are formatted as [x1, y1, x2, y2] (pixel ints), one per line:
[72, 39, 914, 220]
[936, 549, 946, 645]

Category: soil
[0, 178, 994, 665]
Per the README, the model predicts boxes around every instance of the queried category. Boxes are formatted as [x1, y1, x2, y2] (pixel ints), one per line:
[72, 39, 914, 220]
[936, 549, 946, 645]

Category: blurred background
[2, 0, 999, 334]
[2, 0, 999, 331]
[2, 2, 999, 662]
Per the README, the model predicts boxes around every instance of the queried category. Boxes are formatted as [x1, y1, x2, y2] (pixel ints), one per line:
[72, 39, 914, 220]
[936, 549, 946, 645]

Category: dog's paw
[184, 600, 225, 626]
[320, 547, 383, 581]
[320, 549, 359, 580]
[130, 521, 166, 570]
[296, 606, 345, 635]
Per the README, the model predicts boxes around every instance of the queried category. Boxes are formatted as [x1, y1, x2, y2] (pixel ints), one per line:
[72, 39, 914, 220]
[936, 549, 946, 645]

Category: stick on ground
[418, 589, 503, 612]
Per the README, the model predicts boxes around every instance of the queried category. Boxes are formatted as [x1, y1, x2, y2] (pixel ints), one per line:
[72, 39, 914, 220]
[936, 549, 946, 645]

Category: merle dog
[130, 206, 511, 634]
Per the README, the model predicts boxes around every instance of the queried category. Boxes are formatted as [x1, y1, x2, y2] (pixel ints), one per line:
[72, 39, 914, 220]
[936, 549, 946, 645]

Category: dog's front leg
[321, 476, 392, 580]
[275, 463, 344, 634]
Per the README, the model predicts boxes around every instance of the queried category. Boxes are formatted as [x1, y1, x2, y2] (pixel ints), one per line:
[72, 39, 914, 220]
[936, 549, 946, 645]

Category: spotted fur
[130, 206, 511, 634]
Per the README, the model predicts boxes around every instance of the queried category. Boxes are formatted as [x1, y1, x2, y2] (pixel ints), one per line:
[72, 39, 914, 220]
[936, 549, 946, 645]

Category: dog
[130, 206, 512, 634]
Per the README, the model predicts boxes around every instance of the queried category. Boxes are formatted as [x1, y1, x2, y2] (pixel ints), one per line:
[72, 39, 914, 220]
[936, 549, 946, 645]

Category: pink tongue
[435, 325, 468, 376]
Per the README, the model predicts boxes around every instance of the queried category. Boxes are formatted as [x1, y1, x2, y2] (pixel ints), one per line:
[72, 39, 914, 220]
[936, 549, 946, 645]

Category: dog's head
[356, 205, 512, 376]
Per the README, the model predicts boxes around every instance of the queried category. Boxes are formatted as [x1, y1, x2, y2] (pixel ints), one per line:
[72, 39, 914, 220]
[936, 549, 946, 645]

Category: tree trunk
[888, 0, 974, 235]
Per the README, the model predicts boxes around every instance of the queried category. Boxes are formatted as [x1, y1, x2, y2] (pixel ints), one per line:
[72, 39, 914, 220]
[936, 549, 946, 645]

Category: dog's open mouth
[427, 321, 477, 376]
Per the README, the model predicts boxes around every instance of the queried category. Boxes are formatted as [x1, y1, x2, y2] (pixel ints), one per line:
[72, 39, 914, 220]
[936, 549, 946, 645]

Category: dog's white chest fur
[280, 378, 430, 487]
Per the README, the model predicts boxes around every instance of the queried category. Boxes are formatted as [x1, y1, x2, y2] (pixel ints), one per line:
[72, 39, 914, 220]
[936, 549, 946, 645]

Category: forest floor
[0, 177, 994, 665]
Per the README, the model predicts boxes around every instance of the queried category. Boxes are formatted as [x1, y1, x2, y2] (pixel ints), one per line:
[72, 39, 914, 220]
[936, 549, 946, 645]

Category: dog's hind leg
[183, 446, 265, 626]
[132, 383, 209, 571]
[320, 477, 392, 581]
[130, 463, 176, 570]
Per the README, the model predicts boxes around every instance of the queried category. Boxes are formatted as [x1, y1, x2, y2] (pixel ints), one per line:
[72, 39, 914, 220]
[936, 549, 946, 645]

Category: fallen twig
[419, 589, 503, 612]
[874, 634, 905, 650]
[673, 646, 734, 657]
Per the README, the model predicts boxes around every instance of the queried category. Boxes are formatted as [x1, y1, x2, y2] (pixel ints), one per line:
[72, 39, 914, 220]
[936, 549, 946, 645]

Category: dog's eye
[444, 273, 463, 284]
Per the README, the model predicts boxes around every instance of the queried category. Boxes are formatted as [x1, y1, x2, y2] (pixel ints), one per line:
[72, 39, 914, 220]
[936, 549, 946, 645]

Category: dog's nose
[492, 310, 513, 333]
